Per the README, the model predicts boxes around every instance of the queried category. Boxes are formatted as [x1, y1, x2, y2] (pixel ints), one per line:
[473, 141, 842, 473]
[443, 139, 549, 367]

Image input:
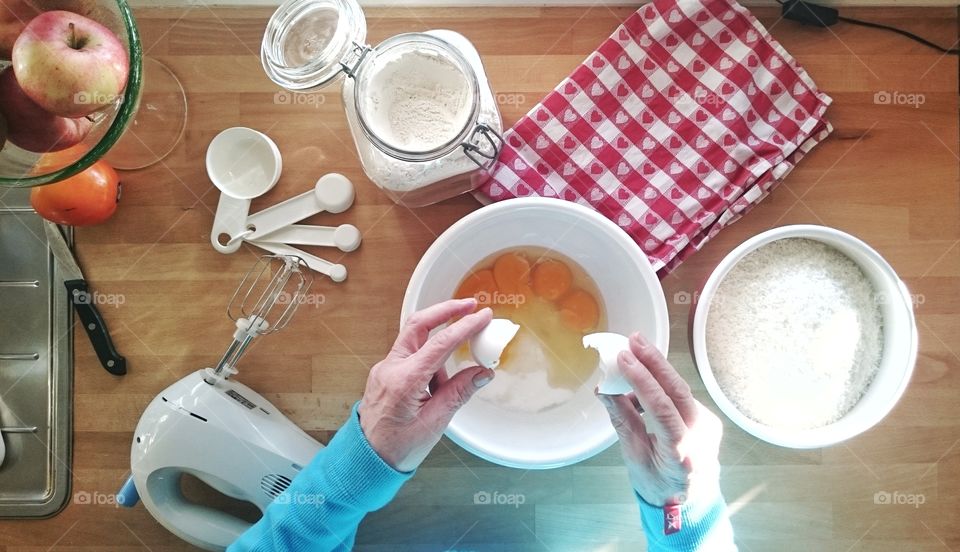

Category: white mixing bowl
[401, 198, 669, 469]
[691, 225, 918, 449]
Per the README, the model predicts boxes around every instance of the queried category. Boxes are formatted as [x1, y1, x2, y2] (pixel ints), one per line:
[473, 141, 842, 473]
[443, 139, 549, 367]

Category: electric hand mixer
[118, 255, 324, 551]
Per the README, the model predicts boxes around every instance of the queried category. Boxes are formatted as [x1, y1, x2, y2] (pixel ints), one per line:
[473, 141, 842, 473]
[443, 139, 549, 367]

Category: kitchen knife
[43, 221, 126, 376]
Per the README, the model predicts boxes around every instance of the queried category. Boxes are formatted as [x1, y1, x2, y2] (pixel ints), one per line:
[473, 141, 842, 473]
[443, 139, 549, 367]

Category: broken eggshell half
[469, 319, 520, 369]
[583, 332, 633, 395]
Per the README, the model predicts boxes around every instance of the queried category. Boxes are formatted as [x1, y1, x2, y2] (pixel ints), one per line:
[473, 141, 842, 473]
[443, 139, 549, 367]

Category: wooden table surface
[1, 4, 958, 551]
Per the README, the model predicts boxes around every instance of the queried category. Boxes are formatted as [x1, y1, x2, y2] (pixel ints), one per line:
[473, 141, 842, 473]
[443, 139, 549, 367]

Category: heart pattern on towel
[478, 0, 833, 276]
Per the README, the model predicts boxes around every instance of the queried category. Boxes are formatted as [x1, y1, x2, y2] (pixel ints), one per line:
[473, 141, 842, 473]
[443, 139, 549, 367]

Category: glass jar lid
[353, 33, 481, 162]
[261, 0, 367, 91]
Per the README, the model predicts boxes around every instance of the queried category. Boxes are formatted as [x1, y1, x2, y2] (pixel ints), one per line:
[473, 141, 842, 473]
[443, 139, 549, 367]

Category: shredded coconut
[706, 238, 883, 430]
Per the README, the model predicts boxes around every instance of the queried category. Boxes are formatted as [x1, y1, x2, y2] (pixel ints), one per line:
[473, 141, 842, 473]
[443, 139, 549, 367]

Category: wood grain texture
[1, 5, 958, 551]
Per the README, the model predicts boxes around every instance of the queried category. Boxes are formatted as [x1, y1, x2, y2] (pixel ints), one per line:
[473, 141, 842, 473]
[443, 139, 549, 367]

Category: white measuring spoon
[207, 128, 282, 254]
[255, 224, 362, 252]
[242, 173, 355, 243]
[249, 241, 348, 283]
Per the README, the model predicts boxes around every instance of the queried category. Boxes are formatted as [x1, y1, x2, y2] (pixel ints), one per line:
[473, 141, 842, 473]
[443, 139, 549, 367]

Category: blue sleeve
[229, 402, 413, 552]
[637, 486, 737, 551]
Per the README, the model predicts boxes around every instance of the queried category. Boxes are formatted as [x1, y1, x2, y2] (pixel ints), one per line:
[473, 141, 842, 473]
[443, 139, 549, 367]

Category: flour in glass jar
[360, 48, 473, 152]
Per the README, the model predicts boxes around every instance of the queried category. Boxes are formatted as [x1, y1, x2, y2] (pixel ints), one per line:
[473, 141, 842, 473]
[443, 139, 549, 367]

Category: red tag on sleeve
[664, 504, 682, 535]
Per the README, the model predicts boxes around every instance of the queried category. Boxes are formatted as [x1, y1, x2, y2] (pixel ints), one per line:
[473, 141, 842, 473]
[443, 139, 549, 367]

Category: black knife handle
[65, 279, 127, 376]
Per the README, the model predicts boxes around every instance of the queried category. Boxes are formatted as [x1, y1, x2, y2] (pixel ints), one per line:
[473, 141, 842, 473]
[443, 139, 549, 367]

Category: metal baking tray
[0, 187, 72, 518]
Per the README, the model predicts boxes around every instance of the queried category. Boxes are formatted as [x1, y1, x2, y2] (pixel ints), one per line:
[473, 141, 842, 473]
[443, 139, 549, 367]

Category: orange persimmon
[30, 160, 120, 226]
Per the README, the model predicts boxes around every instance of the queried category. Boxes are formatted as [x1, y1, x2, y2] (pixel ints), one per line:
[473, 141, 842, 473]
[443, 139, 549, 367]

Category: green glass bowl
[0, 0, 142, 187]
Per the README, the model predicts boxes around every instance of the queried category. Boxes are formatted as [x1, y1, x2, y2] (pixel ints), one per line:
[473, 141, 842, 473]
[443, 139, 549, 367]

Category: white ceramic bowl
[691, 225, 918, 449]
[401, 198, 670, 469]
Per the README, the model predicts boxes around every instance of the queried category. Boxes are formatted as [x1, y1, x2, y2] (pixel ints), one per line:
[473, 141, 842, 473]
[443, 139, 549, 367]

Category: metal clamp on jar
[261, 0, 504, 208]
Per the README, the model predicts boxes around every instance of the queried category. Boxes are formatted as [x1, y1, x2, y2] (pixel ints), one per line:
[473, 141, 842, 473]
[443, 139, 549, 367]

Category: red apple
[0, 113, 7, 151]
[0, 0, 39, 60]
[0, 68, 92, 153]
[12, 10, 128, 118]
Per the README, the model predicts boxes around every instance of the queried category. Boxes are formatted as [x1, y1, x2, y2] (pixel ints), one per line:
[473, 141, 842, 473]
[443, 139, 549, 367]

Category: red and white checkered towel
[477, 0, 833, 276]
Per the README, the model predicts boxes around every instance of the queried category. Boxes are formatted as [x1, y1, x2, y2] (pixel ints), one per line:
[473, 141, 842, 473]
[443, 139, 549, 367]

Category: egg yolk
[532, 259, 573, 301]
[454, 250, 605, 394]
[454, 269, 498, 306]
[493, 252, 533, 300]
[559, 289, 600, 332]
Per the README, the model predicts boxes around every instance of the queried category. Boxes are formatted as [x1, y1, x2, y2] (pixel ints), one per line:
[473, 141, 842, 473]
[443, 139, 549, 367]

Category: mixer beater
[207, 255, 312, 383]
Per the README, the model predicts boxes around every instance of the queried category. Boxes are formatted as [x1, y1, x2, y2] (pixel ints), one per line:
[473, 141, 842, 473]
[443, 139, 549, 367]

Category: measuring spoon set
[206, 127, 360, 282]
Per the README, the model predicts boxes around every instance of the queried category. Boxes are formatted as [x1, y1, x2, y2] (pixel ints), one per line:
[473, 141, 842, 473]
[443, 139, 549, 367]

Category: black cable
[775, 0, 959, 56]
[837, 15, 960, 56]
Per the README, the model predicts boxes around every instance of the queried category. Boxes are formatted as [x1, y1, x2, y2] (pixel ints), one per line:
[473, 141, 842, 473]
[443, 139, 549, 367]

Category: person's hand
[359, 298, 495, 473]
[598, 332, 723, 507]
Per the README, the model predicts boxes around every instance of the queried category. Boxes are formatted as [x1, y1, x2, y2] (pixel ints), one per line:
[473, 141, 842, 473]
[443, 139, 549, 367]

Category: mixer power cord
[779, 0, 960, 56]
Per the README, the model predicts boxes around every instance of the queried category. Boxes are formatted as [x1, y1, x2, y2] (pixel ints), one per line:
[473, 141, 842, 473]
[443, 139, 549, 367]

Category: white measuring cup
[207, 127, 283, 254]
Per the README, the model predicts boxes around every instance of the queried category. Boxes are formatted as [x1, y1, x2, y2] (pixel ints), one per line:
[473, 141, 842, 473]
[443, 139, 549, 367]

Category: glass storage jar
[261, 0, 503, 208]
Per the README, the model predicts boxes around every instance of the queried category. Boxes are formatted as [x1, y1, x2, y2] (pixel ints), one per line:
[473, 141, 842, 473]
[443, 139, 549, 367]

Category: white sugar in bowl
[690, 225, 918, 449]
